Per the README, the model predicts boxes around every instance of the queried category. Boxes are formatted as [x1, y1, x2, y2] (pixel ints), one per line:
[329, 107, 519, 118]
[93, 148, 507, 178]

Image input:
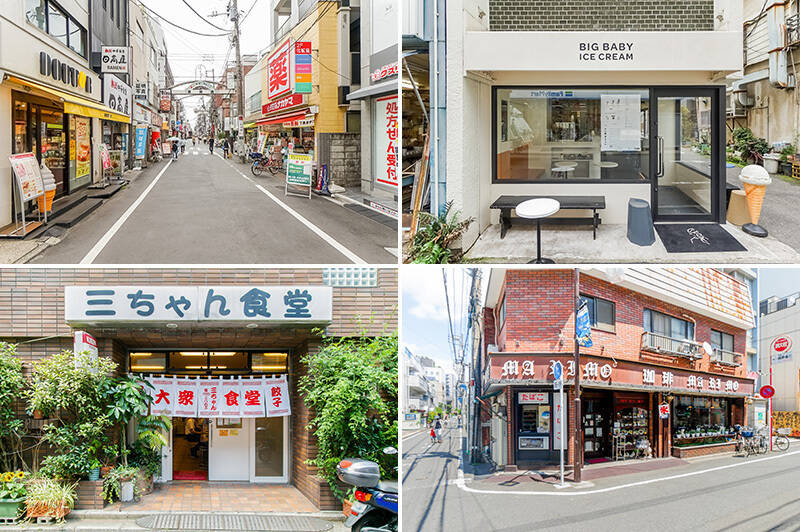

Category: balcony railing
[406, 373, 427, 393]
[641, 332, 701, 359]
[711, 348, 743, 367]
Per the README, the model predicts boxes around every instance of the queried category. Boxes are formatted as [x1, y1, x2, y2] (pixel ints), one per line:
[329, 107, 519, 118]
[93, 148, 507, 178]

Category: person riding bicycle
[223, 138, 230, 159]
[180, 137, 186, 155]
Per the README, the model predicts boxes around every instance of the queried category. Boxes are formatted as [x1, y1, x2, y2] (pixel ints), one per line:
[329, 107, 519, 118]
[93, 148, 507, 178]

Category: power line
[240, 0, 259, 24]
[181, 0, 230, 31]
[139, 2, 230, 37]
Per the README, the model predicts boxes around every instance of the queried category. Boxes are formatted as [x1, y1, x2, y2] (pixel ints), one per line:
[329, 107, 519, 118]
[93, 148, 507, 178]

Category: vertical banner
[174, 378, 199, 417]
[220, 378, 243, 417]
[198, 378, 221, 417]
[553, 387, 565, 451]
[240, 377, 266, 417]
[265, 375, 291, 417]
[149, 376, 176, 416]
[374, 95, 398, 188]
[134, 126, 147, 159]
[293, 41, 312, 93]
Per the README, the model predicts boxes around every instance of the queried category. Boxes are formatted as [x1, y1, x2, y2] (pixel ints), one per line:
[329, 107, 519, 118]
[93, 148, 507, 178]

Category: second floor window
[25, 0, 86, 57]
[710, 330, 734, 352]
[644, 309, 694, 341]
[581, 294, 615, 333]
[498, 295, 506, 330]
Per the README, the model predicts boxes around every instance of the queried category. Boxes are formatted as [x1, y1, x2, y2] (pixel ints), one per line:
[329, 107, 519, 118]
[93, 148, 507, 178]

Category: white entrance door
[209, 418, 250, 481]
[250, 416, 289, 482]
[157, 421, 173, 482]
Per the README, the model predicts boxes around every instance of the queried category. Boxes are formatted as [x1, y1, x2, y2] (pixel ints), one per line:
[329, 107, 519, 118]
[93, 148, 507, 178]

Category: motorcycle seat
[377, 481, 398, 494]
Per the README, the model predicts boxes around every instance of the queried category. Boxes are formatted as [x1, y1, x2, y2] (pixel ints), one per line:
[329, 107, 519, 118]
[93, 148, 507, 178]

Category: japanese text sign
[265, 375, 290, 417]
[240, 377, 267, 417]
[149, 377, 176, 416]
[658, 403, 670, 419]
[64, 286, 333, 325]
[101, 46, 129, 74]
[375, 95, 398, 188]
[173, 378, 198, 417]
[518, 392, 548, 404]
[293, 41, 312, 94]
[286, 153, 313, 187]
[220, 379, 243, 417]
[268, 39, 292, 100]
[8, 153, 44, 202]
[198, 378, 221, 417]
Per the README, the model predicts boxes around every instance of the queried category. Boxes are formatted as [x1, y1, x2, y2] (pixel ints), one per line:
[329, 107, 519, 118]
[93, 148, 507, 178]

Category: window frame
[26, 0, 88, 58]
[580, 293, 616, 333]
[643, 308, 695, 341]
[710, 329, 734, 352]
[497, 294, 506, 331]
[491, 85, 653, 184]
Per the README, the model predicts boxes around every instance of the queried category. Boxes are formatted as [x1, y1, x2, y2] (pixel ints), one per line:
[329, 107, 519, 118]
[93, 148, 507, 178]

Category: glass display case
[613, 406, 648, 460]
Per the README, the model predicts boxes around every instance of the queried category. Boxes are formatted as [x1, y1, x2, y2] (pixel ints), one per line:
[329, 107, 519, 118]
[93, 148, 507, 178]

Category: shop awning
[255, 110, 308, 126]
[7, 75, 130, 124]
[243, 122, 256, 129]
[347, 79, 397, 101]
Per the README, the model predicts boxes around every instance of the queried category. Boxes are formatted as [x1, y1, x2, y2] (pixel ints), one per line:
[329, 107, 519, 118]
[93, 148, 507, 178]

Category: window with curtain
[643, 309, 694, 340]
[710, 330, 734, 352]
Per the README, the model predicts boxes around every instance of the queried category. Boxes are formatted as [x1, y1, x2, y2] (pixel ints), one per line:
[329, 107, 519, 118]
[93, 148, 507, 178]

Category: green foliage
[103, 376, 153, 467]
[128, 441, 161, 479]
[0, 343, 25, 471]
[731, 127, 770, 163]
[0, 471, 27, 500]
[408, 201, 474, 264]
[780, 144, 796, 163]
[25, 477, 77, 513]
[25, 350, 117, 479]
[298, 332, 398, 500]
[102, 466, 140, 503]
[136, 416, 171, 453]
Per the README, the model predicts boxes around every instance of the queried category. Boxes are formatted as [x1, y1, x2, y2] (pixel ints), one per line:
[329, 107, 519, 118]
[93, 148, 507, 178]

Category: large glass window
[128, 351, 289, 375]
[47, 2, 68, 46]
[643, 309, 694, 340]
[25, 0, 46, 31]
[25, 0, 88, 57]
[519, 404, 550, 433]
[672, 396, 729, 435]
[710, 330, 734, 352]
[494, 88, 649, 182]
[254, 417, 284, 477]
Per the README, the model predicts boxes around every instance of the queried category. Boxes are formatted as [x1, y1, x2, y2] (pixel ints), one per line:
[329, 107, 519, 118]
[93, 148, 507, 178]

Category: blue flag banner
[576, 301, 593, 347]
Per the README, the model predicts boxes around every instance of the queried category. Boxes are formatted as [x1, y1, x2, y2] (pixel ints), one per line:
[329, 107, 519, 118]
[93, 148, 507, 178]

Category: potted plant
[87, 459, 102, 482]
[24, 477, 76, 521]
[102, 466, 140, 503]
[0, 471, 27, 523]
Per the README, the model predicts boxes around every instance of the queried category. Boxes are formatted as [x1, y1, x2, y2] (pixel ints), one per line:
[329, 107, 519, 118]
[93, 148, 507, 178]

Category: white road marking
[214, 153, 366, 264]
[80, 160, 173, 264]
[455, 449, 800, 497]
[402, 430, 428, 441]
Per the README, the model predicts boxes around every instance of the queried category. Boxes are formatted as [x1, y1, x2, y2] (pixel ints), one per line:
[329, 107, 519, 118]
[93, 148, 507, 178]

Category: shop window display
[673, 396, 731, 446]
[612, 407, 649, 460]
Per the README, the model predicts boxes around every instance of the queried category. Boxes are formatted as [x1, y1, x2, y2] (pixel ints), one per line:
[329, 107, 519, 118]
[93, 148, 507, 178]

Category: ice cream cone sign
[739, 165, 771, 238]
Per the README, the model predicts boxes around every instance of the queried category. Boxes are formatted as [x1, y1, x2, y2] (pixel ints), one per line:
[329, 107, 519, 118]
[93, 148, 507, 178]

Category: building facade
[474, 268, 756, 470]
[444, 0, 743, 248]
[402, 347, 433, 427]
[759, 290, 800, 412]
[0, 0, 129, 232]
[0, 267, 397, 511]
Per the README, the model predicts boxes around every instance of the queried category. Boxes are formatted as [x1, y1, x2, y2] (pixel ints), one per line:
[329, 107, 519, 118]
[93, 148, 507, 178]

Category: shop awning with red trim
[255, 110, 308, 126]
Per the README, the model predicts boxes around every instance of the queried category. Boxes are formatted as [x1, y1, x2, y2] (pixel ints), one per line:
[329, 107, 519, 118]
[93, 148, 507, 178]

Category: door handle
[656, 136, 664, 177]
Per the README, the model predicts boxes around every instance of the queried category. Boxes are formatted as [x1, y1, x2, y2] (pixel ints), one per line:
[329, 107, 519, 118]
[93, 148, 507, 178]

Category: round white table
[594, 161, 619, 179]
[516, 198, 560, 263]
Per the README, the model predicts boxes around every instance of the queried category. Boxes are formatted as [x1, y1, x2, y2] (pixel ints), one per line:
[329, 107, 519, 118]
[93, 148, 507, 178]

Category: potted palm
[0, 471, 27, 523]
[25, 478, 77, 521]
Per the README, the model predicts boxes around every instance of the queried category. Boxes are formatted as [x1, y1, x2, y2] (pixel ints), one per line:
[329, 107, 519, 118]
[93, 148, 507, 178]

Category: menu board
[75, 117, 91, 179]
[601, 94, 641, 152]
[8, 153, 44, 201]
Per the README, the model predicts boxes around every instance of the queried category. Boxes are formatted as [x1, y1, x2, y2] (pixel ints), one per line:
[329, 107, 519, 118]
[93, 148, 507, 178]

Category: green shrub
[0, 343, 25, 472]
[408, 201, 474, 264]
[731, 127, 770, 163]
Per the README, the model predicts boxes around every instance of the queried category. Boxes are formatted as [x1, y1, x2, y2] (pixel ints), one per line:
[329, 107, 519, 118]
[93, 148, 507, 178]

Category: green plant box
[0, 498, 25, 519]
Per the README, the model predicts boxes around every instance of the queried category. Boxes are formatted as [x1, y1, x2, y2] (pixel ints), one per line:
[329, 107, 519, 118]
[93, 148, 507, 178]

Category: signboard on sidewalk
[285, 152, 313, 199]
[8, 153, 44, 202]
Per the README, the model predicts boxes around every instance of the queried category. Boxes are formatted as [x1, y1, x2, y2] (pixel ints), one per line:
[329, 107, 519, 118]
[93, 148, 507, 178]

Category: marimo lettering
[578, 42, 634, 62]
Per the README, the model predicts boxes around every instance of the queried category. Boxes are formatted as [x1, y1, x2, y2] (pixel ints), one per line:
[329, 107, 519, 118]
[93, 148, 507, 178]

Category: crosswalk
[175, 145, 211, 156]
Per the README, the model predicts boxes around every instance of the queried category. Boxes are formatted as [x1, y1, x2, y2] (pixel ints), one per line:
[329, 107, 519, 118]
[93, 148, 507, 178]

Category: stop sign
[772, 336, 792, 352]
[760, 385, 776, 399]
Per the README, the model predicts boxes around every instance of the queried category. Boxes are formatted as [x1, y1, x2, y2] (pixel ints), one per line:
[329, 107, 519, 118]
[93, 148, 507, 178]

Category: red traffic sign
[760, 385, 776, 399]
[772, 336, 792, 352]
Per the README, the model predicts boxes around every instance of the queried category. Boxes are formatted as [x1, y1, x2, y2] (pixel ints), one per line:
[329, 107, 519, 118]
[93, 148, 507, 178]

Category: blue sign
[553, 361, 563, 381]
[134, 126, 147, 159]
[576, 301, 593, 347]
[121, 132, 129, 158]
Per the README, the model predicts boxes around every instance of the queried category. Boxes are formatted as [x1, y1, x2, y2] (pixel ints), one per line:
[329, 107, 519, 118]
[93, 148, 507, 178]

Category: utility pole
[230, 0, 246, 161]
[573, 268, 582, 483]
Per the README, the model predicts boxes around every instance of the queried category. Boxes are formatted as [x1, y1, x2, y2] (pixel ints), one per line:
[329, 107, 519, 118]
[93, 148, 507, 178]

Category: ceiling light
[166, 323, 178, 329]
[246, 323, 259, 329]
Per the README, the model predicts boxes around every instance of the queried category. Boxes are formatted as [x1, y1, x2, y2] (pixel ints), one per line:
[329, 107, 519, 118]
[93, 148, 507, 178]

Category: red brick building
[475, 268, 756, 470]
[0, 267, 397, 511]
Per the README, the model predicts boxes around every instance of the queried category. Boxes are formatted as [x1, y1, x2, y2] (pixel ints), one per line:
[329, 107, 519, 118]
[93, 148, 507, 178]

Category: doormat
[655, 224, 746, 253]
[135, 513, 333, 531]
[173, 471, 208, 480]
[586, 457, 610, 464]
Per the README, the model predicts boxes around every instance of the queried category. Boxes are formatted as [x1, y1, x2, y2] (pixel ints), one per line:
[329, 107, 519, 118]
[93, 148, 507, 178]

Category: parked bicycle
[250, 152, 281, 176]
[774, 428, 791, 452]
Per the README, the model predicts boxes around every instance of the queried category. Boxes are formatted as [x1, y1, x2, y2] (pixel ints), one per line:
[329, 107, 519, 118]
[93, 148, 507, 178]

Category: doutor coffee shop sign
[64, 286, 333, 325]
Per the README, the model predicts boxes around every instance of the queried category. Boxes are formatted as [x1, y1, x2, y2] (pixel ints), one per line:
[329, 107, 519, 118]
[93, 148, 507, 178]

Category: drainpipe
[430, 0, 446, 216]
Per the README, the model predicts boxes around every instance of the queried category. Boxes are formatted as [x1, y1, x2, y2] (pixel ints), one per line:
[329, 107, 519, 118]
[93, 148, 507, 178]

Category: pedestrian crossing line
[80, 159, 174, 264]
[213, 153, 367, 264]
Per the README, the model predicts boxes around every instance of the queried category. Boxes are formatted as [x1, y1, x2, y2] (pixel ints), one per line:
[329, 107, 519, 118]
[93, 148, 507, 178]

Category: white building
[760, 291, 800, 412]
[402, 348, 433, 427]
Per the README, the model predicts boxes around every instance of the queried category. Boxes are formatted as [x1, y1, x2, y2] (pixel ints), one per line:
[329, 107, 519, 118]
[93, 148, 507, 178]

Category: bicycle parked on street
[774, 428, 791, 452]
[250, 152, 281, 176]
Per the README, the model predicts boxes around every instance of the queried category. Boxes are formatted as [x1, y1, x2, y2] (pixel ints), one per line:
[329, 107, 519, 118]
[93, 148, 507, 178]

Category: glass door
[250, 416, 289, 482]
[582, 399, 609, 460]
[652, 89, 720, 222]
[209, 418, 250, 481]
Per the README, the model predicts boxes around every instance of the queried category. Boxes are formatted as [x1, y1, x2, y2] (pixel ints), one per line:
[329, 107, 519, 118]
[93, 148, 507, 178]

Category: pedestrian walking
[209, 137, 214, 154]
[223, 138, 230, 159]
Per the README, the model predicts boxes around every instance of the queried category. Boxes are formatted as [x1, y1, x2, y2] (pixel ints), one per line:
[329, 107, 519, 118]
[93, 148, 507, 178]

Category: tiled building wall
[493, 270, 748, 379]
[488, 0, 715, 32]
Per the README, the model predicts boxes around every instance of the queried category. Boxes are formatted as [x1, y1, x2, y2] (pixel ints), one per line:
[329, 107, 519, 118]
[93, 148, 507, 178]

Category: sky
[759, 268, 800, 301]
[140, 0, 270, 125]
[401, 267, 485, 378]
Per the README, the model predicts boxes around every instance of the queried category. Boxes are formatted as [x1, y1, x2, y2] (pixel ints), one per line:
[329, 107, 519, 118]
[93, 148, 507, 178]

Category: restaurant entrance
[651, 88, 722, 222]
[582, 392, 612, 463]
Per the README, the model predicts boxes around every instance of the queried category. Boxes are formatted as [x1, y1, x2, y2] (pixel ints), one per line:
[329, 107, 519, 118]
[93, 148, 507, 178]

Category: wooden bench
[490, 195, 606, 240]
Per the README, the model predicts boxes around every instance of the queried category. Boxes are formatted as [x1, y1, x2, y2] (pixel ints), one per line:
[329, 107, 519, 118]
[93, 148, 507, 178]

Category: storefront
[484, 353, 754, 468]
[100, 74, 132, 173]
[448, 4, 744, 246]
[2, 267, 396, 510]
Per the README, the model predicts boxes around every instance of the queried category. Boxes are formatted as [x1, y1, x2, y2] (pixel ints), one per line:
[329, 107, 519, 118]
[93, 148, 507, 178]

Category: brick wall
[489, 270, 748, 379]
[489, 0, 715, 32]
[329, 133, 362, 189]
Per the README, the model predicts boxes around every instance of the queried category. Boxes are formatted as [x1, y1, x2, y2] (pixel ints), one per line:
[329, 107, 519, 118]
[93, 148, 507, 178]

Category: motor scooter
[336, 447, 398, 532]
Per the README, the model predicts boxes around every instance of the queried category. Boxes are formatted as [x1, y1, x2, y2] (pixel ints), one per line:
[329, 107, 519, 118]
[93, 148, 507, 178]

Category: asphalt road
[402, 426, 800, 532]
[32, 145, 397, 264]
